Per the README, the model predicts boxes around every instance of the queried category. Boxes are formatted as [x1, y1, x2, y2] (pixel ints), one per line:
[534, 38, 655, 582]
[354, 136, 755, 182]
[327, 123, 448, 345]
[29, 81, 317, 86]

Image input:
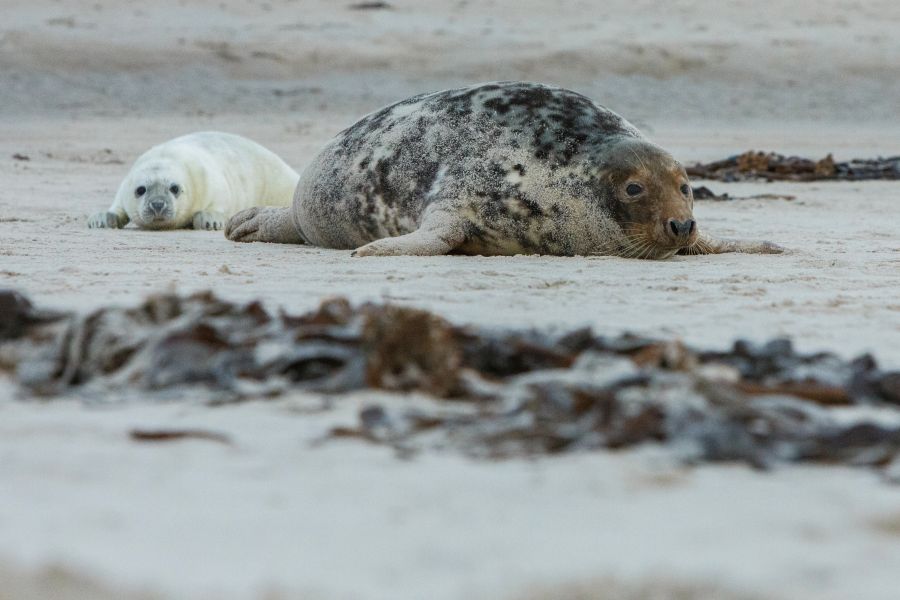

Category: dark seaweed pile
[687, 151, 900, 182]
[690, 185, 795, 202]
[2, 289, 900, 477]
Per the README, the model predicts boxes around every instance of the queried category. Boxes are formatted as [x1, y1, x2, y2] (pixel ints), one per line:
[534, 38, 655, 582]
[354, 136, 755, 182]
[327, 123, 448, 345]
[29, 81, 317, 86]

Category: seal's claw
[225, 208, 261, 242]
[193, 211, 226, 232]
[87, 211, 123, 229]
[226, 207, 303, 244]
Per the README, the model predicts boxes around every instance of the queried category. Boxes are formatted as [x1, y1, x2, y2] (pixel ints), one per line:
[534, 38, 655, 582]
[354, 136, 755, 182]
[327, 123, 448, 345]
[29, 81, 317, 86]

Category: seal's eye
[169, 184, 180, 195]
[135, 186, 146, 197]
[625, 183, 644, 197]
[680, 184, 691, 196]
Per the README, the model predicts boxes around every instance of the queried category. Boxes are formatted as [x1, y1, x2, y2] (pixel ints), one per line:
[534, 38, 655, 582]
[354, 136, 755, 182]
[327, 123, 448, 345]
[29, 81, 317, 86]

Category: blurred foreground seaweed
[2, 288, 900, 478]
[688, 151, 900, 182]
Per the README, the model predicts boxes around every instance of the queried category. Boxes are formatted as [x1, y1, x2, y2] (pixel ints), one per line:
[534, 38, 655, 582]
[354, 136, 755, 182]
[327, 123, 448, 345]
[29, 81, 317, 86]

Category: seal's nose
[667, 218, 696, 241]
[148, 198, 167, 215]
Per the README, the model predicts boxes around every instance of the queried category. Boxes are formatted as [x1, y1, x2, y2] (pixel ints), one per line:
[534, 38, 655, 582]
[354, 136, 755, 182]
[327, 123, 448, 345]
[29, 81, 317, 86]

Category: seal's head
[601, 138, 698, 259]
[125, 162, 193, 230]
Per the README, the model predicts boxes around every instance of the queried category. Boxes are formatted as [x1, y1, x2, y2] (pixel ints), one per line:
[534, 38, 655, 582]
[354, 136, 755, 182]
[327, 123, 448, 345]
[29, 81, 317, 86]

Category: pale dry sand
[4, 116, 898, 363]
[1, 1, 900, 599]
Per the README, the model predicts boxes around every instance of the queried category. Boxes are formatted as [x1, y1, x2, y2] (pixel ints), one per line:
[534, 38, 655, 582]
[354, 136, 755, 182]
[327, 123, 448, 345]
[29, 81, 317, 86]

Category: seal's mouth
[138, 196, 176, 229]
[617, 228, 695, 260]
[137, 212, 177, 230]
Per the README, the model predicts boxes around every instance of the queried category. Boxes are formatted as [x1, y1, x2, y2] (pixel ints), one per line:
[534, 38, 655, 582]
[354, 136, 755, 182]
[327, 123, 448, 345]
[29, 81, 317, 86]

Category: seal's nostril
[147, 201, 167, 217]
[668, 219, 695, 238]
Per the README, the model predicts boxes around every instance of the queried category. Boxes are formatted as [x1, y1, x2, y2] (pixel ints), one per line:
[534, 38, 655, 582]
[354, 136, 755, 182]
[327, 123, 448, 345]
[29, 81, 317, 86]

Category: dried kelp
[3, 290, 466, 399]
[687, 151, 900, 182]
[0, 290, 64, 341]
[129, 428, 232, 444]
[3, 288, 900, 477]
[691, 185, 795, 202]
[347, 1, 392, 9]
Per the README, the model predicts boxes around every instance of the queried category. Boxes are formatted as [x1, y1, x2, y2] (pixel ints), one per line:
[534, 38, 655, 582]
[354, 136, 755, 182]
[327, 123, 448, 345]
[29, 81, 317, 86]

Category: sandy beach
[2, 1, 900, 599]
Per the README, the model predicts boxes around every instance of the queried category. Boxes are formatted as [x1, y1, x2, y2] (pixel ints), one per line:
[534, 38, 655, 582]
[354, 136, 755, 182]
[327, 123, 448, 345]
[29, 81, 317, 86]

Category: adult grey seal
[225, 82, 782, 258]
[88, 132, 299, 231]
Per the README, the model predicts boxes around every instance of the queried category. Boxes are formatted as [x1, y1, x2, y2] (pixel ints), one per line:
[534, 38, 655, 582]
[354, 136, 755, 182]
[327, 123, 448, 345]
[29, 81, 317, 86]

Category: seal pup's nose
[148, 198, 167, 215]
[667, 218, 695, 241]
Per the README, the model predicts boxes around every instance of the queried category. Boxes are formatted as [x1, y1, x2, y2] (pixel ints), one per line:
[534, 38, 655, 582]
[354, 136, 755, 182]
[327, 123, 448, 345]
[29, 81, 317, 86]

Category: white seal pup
[88, 132, 299, 231]
[225, 82, 782, 258]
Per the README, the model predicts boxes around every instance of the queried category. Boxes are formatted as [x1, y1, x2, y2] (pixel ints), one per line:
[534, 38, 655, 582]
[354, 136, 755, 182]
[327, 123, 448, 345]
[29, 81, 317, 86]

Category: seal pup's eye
[680, 184, 691, 196]
[135, 186, 146, 197]
[625, 183, 644, 197]
[169, 184, 181, 195]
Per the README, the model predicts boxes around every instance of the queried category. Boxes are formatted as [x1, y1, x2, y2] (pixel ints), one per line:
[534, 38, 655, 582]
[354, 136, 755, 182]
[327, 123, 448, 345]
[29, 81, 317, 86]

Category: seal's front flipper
[225, 207, 304, 244]
[679, 233, 785, 255]
[87, 210, 129, 229]
[352, 213, 466, 257]
[192, 211, 226, 231]
[351, 231, 457, 257]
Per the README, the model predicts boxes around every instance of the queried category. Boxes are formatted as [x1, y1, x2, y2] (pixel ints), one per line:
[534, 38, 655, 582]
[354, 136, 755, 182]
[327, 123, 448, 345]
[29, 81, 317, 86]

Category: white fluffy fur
[90, 132, 299, 230]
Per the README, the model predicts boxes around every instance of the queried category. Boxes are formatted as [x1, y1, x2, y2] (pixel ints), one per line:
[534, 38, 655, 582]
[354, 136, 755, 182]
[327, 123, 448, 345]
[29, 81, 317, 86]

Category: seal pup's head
[123, 160, 194, 230]
[602, 138, 698, 259]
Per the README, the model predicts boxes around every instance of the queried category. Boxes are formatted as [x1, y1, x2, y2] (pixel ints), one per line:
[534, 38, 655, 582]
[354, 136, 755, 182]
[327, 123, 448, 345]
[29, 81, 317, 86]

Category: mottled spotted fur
[225, 82, 782, 258]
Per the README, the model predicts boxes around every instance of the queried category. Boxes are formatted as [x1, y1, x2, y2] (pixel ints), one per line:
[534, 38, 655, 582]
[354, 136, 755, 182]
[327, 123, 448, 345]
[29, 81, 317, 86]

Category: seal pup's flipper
[192, 211, 226, 231]
[87, 211, 130, 229]
[679, 233, 784, 255]
[88, 197, 129, 229]
[225, 207, 304, 244]
[352, 210, 467, 257]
